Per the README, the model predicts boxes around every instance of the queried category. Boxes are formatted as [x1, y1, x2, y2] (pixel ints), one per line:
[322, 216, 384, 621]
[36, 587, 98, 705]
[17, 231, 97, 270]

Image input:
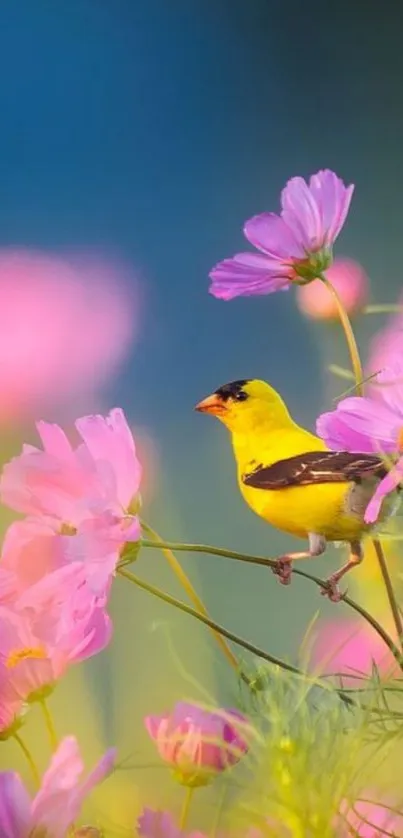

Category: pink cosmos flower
[0, 736, 115, 838]
[0, 562, 111, 719]
[0, 517, 126, 602]
[138, 809, 207, 838]
[0, 409, 142, 579]
[0, 248, 136, 426]
[209, 170, 354, 300]
[145, 702, 250, 787]
[296, 258, 368, 321]
[316, 361, 403, 523]
[311, 618, 397, 685]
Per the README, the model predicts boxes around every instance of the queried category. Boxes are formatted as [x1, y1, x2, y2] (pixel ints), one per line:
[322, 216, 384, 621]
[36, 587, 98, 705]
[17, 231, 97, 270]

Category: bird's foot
[320, 575, 347, 603]
[272, 556, 293, 586]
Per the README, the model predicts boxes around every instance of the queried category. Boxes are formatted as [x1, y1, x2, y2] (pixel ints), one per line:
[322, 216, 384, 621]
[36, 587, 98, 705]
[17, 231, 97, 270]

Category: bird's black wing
[242, 451, 388, 490]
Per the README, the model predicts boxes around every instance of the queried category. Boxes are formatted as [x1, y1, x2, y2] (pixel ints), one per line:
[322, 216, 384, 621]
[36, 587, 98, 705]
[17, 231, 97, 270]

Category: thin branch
[140, 539, 403, 671]
[118, 566, 301, 676]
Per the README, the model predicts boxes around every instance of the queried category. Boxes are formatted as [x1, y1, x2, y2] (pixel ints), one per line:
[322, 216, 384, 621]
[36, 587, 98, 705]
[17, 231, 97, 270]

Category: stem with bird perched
[139, 538, 403, 671]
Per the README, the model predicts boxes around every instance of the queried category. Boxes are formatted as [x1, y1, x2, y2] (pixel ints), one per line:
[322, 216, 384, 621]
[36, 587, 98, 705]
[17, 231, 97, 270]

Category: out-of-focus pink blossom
[145, 702, 250, 787]
[0, 562, 111, 716]
[0, 409, 142, 580]
[0, 248, 136, 425]
[296, 258, 368, 320]
[311, 618, 397, 685]
[137, 808, 207, 838]
[366, 294, 403, 389]
[0, 736, 115, 838]
[340, 795, 403, 837]
[209, 170, 353, 300]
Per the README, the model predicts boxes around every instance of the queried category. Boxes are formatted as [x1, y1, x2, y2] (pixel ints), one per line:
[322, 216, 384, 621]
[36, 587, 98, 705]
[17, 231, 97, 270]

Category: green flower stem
[319, 275, 364, 392]
[141, 539, 403, 671]
[179, 787, 194, 831]
[372, 538, 403, 645]
[40, 697, 58, 751]
[320, 276, 403, 650]
[140, 521, 242, 678]
[13, 732, 40, 785]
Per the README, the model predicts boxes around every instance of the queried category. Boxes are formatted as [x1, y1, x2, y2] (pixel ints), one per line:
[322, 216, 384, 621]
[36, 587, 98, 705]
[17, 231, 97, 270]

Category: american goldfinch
[195, 379, 396, 600]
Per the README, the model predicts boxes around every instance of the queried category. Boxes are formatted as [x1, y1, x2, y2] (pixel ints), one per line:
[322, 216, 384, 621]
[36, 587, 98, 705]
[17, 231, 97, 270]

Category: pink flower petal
[76, 409, 141, 509]
[31, 738, 113, 838]
[281, 177, 324, 251]
[209, 253, 290, 300]
[244, 213, 305, 260]
[0, 773, 31, 838]
[365, 458, 403, 523]
[36, 421, 73, 459]
[317, 397, 399, 453]
[308, 169, 354, 244]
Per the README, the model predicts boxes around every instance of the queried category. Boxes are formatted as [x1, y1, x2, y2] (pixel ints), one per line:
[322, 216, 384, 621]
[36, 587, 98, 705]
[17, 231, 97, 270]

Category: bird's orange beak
[194, 393, 226, 416]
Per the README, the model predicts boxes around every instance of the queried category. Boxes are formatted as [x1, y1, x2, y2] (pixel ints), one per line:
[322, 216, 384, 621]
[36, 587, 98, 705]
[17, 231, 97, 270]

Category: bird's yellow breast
[238, 477, 371, 541]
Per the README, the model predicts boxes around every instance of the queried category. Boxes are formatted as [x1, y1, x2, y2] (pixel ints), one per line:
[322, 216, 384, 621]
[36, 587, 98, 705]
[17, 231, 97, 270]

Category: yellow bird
[195, 378, 395, 600]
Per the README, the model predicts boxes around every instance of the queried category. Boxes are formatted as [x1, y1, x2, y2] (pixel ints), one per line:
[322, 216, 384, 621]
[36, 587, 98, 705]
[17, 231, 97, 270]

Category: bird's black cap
[215, 379, 250, 401]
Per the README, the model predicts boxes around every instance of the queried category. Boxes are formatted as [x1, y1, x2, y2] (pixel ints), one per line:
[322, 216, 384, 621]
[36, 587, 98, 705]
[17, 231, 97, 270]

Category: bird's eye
[233, 391, 248, 402]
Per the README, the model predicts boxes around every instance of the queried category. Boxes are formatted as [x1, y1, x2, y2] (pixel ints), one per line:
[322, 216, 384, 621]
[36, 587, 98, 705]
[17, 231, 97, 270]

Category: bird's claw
[320, 577, 347, 603]
[272, 557, 293, 586]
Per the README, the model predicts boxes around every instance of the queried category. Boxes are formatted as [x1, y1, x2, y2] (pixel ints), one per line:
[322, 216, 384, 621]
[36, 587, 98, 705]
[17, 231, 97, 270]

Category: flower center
[6, 646, 47, 668]
[60, 522, 77, 535]
[397, 427, 403, 454]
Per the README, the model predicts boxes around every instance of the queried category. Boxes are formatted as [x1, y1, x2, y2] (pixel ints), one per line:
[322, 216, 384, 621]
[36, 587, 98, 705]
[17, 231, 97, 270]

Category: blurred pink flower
[0, 248, 136, 425]
[311, 618, 397, 685]
[296, 258, 368, 320]
[340, 795, 403, 837]
[0, 736, 115, 838]
[138, 808, 207, 838]
[209, 170, 353, 300]
[0, 562, 111, 715]
[367, 294, 403, 387]
[0, 409, 142, 568]
[145, 702, 250, 787]
[317, 361, 403, 523]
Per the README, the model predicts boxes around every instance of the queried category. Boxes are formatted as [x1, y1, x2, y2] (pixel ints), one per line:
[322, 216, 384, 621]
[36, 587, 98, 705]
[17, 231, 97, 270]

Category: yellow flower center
[398, 427, 403, 453]
[60, 522, 77, 535]
[6, 646, 47, 668]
